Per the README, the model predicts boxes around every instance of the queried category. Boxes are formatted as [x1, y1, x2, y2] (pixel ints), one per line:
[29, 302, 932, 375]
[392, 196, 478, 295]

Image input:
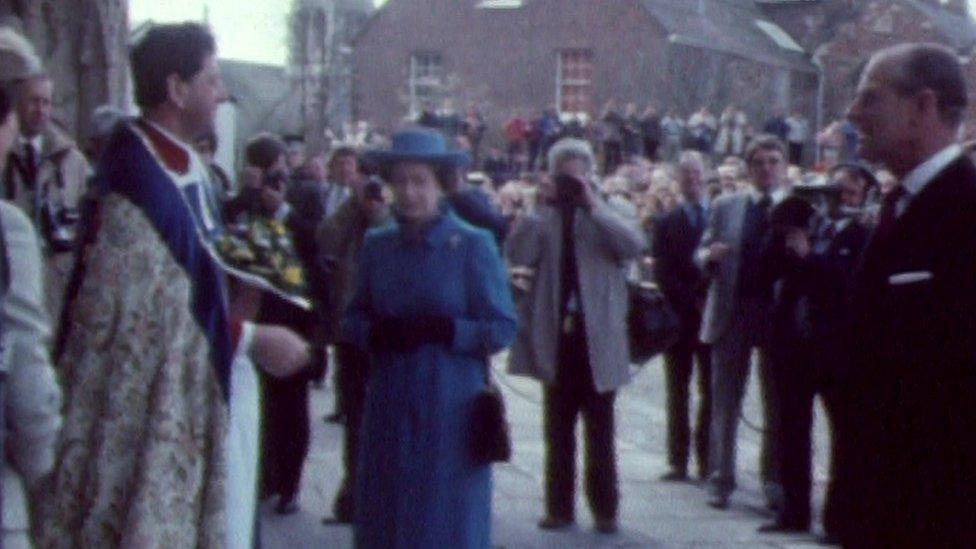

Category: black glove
[368, 316, 455, 353]
[414, 316, 455, 347]
[368, 317, 409, 352]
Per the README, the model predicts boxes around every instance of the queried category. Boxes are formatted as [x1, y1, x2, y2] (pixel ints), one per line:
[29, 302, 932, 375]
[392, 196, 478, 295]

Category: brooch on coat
[449, 234, 462, 249]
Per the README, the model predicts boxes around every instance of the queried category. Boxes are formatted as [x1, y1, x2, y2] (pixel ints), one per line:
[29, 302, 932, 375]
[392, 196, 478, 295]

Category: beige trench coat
[505, 195, 647, 393]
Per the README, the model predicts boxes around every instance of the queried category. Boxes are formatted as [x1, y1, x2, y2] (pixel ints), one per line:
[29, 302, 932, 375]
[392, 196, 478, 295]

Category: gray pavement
[261, 352, 836, 548]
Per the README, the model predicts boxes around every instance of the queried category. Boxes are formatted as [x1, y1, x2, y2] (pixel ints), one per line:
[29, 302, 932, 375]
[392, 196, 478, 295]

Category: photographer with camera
[2, 64, 90, 325]
[757, 172, 869, 537]
[316, 159, 391, 524]
[506, 137, 646, 534]
[227, 133, 319, 515]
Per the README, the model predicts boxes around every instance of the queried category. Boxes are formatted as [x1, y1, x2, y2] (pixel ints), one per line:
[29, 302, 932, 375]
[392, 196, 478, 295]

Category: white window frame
[556, 49, 594, 116]
[408, 51, 444, 118]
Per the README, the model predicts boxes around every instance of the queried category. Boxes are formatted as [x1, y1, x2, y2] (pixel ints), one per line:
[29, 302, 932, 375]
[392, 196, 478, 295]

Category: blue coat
[344, 210, 517, 549]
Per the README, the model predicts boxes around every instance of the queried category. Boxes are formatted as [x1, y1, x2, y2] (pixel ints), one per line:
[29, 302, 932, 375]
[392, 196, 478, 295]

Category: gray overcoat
[505, 196, 647, 393]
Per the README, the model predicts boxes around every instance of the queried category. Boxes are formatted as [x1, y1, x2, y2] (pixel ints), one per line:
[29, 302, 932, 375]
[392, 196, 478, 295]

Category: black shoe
[275, 499, 300, 515]
[707, 493, 729, 510]
[324, 411, 345, 424]
[659, 469, 689, 482]
[538, 515, 574, 530]
[757, 519, 809, 534]
[328, 492, 353, 524]
[594, 518, 618, 534]
[818, 533, 841, 546]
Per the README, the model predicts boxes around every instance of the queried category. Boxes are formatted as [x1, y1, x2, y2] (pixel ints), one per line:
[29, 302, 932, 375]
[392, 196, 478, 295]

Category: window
[409, 52, 444, 116]
[476, 0, 524, 8]
[557, 49, 594, 115]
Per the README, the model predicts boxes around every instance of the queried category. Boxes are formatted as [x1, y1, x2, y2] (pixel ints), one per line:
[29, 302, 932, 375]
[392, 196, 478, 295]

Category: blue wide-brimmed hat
[365, 127, 471, 168]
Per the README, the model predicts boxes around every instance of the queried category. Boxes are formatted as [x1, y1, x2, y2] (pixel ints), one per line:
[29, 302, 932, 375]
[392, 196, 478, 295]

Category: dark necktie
[24, 143, 38, 188]
[757, 193, 772, 215]
[692, 203, 705, 230]
[874, 184, 907, 244]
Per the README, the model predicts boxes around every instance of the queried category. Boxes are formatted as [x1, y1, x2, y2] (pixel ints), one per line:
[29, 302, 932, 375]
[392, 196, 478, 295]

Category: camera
[262, 170, 287, 192]
[554, 174, 585, 204]
[40, 204, 79, 253]
[364, 178, 384, 202]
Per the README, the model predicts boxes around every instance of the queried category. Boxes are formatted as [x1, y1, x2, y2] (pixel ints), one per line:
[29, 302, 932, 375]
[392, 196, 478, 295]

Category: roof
[640, 0, 817, 73]
[902, 0, 976, 52]
[218, 59, 304, 138]
[290, 0, 374, 15]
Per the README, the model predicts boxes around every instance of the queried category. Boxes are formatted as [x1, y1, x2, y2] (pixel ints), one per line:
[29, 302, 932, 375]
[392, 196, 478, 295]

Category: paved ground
[261, 352, 835, 548]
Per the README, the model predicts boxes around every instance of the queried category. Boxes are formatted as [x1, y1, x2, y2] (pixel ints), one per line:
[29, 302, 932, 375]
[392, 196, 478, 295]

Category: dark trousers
[333, 343, 369, 514]
[543, 330, 618, 520]
[603, 141, 622, 175]
[772, 338, 838, 526]
[643, 138, 660, 161]
[257, 295, 314, 504]
[788, 142, 803, 165]
[663, 339, 712, 478]
[260, 372, 310, 502]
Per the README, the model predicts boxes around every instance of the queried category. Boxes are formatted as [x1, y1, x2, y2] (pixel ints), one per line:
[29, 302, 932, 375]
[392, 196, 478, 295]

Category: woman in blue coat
[344, 128, 518, 548]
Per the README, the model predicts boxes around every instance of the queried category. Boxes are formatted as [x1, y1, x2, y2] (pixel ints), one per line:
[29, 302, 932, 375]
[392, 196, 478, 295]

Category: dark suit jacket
[763, 218, 868, 383]
[284, 180, 333, 266]
[840, 155, 976, 547]
[447, 187, 509, 245]
[652, 204, 707, 343]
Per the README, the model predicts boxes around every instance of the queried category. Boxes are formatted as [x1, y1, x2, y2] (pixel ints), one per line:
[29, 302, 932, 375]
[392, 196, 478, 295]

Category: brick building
[761, 0, 976, 124]
[352, 0, 818, 137]
[352, 0, 976, 144]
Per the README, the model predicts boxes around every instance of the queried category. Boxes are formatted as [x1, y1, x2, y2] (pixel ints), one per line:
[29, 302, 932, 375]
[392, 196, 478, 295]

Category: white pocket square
[888, 271, 933, 285]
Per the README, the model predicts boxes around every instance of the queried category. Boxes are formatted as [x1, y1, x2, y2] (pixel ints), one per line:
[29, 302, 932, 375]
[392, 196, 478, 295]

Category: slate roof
[218, 59, 304, 140]
[902, 0, 976, 52]
[640, 0, 817, 72]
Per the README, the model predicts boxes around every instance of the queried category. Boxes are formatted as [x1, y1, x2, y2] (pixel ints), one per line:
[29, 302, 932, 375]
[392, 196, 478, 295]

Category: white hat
[0, 26, 41, 83]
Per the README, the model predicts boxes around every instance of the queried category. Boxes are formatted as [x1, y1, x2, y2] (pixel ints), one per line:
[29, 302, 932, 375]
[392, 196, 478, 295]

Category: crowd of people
[0, 16, 975, 549]
[425, 100, 825, 186]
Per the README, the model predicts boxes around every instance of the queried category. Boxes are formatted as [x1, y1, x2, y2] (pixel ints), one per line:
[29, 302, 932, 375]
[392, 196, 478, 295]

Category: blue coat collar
[395, 205, 464, 249]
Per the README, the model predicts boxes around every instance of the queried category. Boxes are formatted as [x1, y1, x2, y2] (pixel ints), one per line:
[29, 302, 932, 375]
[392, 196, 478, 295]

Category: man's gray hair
[678, 150, 706, 170]
[880, 42, 968, 126]
[548, 138, 595, 176]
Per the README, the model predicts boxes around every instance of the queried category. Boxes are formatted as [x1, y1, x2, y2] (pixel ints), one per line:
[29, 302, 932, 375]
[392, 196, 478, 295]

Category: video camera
[363, 176, 384, 202]
[39, 202, 79, 253]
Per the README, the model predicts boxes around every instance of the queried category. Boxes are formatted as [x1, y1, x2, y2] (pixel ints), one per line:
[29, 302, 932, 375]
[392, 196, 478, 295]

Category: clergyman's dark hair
[130, 22, 216, 111]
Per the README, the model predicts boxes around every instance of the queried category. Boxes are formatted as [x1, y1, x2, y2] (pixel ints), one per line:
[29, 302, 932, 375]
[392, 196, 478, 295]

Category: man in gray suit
[696, 134, 788, 509]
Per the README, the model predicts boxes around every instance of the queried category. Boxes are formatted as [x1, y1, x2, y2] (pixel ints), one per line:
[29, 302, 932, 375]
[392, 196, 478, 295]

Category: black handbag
[627, 280, 681, 364]
[470, 363, 512, 464]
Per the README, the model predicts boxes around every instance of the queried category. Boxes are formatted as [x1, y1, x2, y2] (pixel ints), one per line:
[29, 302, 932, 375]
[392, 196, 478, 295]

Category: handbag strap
[482, 358, 492, 386]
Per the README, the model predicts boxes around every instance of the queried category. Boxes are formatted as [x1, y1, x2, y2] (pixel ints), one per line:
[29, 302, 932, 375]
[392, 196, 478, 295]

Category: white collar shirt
[18, 134, 43, 159]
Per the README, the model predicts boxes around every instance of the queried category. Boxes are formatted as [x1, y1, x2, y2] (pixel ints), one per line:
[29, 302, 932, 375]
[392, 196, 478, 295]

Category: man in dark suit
[653, 150, 712, 482]
[839, 42, 976, 547]
[758, 175, 869, 535]
[695, 135, 788, 510]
